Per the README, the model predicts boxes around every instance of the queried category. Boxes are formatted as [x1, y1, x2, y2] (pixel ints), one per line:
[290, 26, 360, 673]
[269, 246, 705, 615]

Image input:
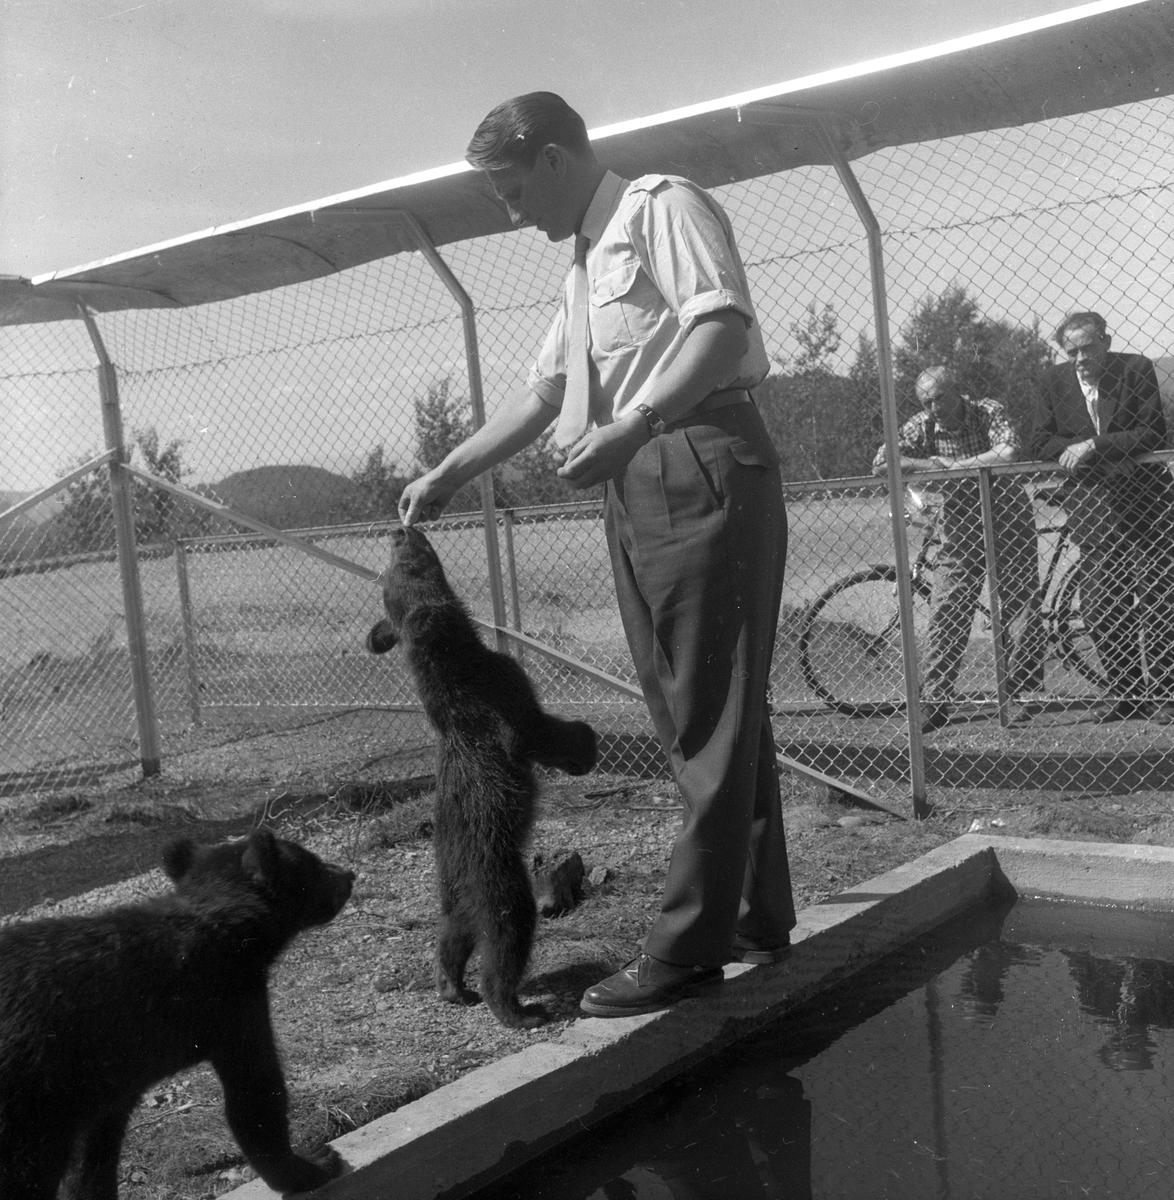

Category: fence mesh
[4, 95, 1174, 807]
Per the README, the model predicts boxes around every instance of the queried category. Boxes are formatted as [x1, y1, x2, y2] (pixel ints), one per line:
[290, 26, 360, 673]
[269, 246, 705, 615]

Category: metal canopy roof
[3, 0, 1172, 327]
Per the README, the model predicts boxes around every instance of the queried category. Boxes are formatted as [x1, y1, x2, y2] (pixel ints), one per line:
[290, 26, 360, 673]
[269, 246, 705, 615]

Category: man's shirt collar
[579, 171, 629, 246]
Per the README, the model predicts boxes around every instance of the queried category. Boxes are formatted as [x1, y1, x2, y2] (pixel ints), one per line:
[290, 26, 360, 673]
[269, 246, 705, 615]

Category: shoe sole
[578, 972, 723, 1018]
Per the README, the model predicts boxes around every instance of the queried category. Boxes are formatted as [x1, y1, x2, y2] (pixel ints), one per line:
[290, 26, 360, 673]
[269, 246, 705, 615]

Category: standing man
[398, 92, 796, 1017]
[873, 366, 1043, 732]
[1032, 311, 1174, 722]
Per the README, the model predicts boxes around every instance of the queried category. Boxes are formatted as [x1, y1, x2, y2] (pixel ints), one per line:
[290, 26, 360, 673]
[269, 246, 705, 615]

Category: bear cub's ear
[162, 837, 197, 882]
[366, 618, 399, 654]
[240, 827, 282, 885]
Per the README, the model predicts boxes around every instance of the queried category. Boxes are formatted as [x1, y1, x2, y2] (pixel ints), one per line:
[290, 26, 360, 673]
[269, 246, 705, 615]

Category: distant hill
[209, 465, 360, 529]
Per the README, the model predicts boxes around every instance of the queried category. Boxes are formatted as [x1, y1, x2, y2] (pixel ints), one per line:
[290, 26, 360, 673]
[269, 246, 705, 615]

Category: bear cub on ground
[367, 526, 597, 1028]
[0, 828, 353, 1200]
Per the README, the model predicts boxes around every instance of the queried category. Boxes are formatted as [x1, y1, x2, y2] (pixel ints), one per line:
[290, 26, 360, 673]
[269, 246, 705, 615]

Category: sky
[2, 0, 1083, 279]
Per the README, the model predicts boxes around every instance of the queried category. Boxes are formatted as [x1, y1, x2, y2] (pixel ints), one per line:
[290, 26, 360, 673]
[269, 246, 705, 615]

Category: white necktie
[554, 234, 592, 449]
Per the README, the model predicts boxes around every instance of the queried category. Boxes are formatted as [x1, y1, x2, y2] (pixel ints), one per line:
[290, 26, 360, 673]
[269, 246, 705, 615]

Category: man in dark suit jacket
[1032, 311, 1174, 721]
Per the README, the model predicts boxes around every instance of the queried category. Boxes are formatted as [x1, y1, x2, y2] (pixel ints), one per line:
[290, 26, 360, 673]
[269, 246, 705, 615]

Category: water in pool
[472, 896, 1174, 1199]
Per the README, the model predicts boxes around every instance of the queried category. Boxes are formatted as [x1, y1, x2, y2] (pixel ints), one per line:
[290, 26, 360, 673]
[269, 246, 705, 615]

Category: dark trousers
[1063, 467, 1174, 699]
[924, 480, 1044, 702]
[603, 402, 796, 968]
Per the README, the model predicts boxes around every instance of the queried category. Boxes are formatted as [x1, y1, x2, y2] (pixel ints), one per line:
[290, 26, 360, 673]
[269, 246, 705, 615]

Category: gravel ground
[4, 708, 1174, 1197]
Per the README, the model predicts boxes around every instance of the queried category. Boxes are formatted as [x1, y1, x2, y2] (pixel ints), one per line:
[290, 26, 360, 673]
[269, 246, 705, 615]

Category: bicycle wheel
[1050, 562, 1109, 693]
[799, 566, 933, 716]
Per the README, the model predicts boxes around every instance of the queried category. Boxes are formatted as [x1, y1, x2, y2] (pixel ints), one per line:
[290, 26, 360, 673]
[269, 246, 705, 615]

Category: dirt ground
[4, 711, 1174, 1198]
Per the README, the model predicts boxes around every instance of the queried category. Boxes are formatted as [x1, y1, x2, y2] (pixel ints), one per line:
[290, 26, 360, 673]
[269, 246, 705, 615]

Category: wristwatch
[634, 403, 666, 439]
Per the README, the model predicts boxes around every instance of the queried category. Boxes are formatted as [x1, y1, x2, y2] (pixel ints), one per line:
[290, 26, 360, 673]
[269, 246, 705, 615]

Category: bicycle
[797, 482, 1107, 716]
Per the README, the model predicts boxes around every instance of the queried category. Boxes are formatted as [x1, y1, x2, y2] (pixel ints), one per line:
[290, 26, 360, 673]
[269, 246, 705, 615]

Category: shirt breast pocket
[589, 257, 660, 353]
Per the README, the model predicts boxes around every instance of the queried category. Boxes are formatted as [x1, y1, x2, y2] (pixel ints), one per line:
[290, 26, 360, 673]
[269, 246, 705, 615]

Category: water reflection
[1065, 952, 1174, 1071]
[582, 1073, 811, 1200]
[473, 899, 1174, 1200]
[955, 939, 1040, 1024]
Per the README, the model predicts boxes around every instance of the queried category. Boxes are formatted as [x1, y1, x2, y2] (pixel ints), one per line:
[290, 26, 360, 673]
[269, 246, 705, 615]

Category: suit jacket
[1033, 352, 1168, 464]
[1032, 351, 1174, 518]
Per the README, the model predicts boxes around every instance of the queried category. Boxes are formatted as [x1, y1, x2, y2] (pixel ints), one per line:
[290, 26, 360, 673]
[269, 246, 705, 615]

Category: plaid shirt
[875, 396, 1027, 542]
[873, 395, 1020, 467]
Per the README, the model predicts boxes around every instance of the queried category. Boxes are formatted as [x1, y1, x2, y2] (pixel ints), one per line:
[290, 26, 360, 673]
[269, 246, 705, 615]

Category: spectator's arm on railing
[871, 453, 939, 476]
[932, 441, 1017, 471]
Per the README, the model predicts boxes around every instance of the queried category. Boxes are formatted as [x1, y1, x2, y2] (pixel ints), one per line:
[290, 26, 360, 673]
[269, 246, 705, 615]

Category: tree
[892, 285, 1053, 439]
[52, 427, 213, 555]
[757, 302, 878, 480]
[411, 378, 481, 513]
[344, 445, 408, 522]
[785, 300, 841, 374]
[414, 378, 474, 472]
[412, 376, 581, 512]
[848, 329, 880, 411]
[496, 436, 580, 508]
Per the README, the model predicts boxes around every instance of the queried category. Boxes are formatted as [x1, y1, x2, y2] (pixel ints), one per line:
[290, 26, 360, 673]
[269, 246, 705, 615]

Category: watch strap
[634, 403, 665, 438]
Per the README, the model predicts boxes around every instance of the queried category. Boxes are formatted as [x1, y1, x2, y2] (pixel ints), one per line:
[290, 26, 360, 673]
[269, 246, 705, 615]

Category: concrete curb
[227, 835, 1174, 1198]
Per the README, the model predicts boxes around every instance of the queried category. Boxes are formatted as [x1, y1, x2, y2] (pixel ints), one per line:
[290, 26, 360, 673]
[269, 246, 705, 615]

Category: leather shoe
[580, 954, 723, 1018]
[921, 703, 951, 733]
[1095, 700, 1151, 723]
[728, 934, 791, 964]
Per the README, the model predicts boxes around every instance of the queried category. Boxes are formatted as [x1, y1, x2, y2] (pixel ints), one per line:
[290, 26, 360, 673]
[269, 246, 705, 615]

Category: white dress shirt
[528, 170, 769, 425]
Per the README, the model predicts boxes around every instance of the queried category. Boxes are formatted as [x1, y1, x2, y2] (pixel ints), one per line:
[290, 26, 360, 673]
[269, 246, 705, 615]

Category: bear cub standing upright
[367, 526, 597, 1028]
[0, 828, 353, 1200]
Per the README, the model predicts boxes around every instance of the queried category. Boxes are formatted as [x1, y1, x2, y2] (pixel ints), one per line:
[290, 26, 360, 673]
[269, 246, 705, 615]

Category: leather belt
[662, 388, 753, 430]
[695, 387, 752, 413]
[622, 388, 753, 436]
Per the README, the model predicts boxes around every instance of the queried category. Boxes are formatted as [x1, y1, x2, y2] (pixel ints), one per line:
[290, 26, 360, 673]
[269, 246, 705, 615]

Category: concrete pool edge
[227, 834, 1174, 1199]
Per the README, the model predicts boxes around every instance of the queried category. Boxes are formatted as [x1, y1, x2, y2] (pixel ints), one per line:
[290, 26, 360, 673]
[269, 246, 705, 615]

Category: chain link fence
[4, 94, 1174, 809]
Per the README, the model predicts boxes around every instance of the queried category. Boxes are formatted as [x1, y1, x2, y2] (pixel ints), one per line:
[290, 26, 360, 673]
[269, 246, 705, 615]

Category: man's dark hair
[1054, 311, 1109, 345]
[466, 92, 591, 171]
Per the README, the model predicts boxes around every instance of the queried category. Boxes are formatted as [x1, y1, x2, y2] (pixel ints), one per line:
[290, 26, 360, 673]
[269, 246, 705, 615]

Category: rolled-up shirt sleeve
[527, 302, 568, 410]
[527, 286, 570, 409]
[524, 170, 769, 425]
[633, 181, 757, 336]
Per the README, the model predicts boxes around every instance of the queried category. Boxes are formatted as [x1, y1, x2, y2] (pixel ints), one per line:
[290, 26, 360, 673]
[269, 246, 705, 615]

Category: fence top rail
[0, 451, 117, 528]
[3, 2, 1171, 325]
[780, 448, 1174, 496]
[497, 500, 603, 521]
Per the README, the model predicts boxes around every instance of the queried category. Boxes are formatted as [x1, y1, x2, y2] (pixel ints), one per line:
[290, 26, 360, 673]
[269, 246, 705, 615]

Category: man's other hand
[556, 416, 649, 489]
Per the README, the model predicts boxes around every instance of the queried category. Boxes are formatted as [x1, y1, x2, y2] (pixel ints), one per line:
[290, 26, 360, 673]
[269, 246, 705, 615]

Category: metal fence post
[389, 211, 510, 650]
[740, 102, 929, 815]
[977, 468, 1012, 725]
[813, 113, 929, 817]
[500, 508, 525, 663]
[174, 540, 203, 725]
[78, 304, 162, 778]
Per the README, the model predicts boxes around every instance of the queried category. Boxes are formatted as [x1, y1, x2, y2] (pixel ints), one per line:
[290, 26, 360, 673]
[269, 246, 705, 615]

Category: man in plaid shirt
[873, 365, 1043, 732]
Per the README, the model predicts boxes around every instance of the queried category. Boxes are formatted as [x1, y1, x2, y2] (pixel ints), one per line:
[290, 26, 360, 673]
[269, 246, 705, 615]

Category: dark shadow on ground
[0, 814, 260, 917]
[601, 727, 1174, 795]
[782, 739, 1174, 794]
